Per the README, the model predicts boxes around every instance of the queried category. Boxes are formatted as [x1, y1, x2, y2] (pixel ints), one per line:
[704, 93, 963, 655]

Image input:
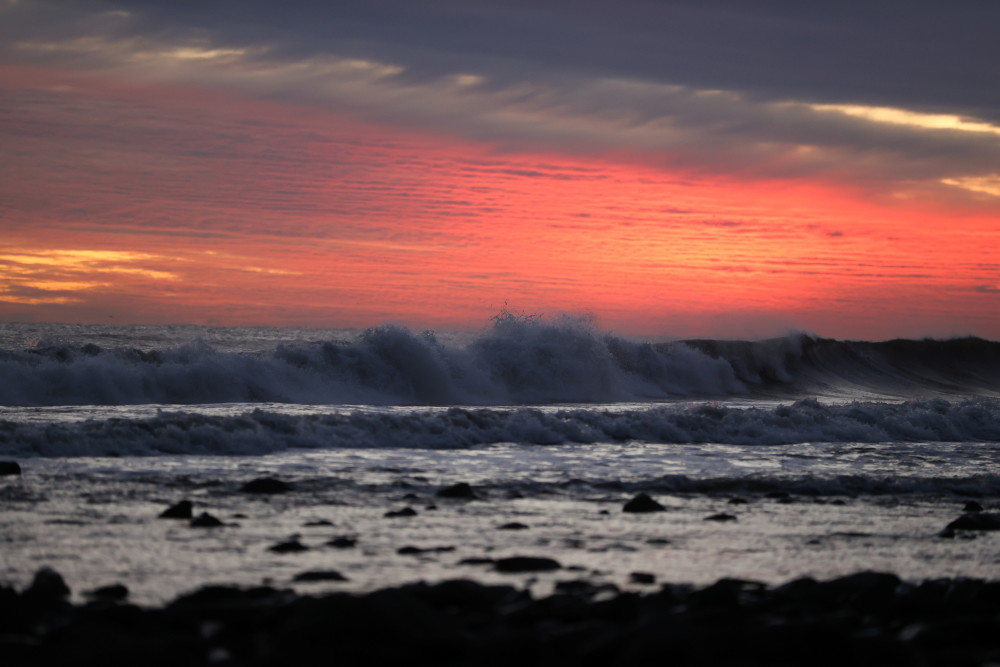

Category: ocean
[2, 315, 999, 609]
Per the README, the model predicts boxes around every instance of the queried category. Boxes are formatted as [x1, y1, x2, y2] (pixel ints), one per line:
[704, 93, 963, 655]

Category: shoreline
[4, 567, 1000, 666]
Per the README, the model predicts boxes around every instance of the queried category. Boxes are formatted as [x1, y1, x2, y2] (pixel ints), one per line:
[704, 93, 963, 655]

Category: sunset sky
[2, 1, 999, 340]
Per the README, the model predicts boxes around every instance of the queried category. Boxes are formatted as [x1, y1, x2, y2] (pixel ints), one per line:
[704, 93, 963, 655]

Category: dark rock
[26, 567, 70, 601]
[189, 512, 224, 527]
[727, 497, 749, 505]
[495, 556, 561, 573]
[17, 571, 1000, 665]
[690, 578, 767, 607]
[942, 512, 1000, 536]
[303, 519, 334, 527]
[397, 545, 455, 555]
[158, 500, 193, 519]
[293, 570, 348, 582]
[458, 557, 495, 566]
[630, 572, 656, 585]
[0, 461, 21, 476]
[498, 522, 529, 530]
[622, 493, 665, 513]
[822, 571, 901, 607]
[963, 501, 984, 513]
[646, 537, 671, 545]
[326, 536, 358, 548]
[704, 513, 738, 522]
[269, 539, 309, 553]
[436, 482, 477, 499]
[773, 576, 820, 601]
[765, 491, 791, 499]
[554, 580, 620, 598]
[384, 507, 418, 518]
[167, 584, 288, 613]
[84, 583, 129, 602]
[240, 477, 292, 494]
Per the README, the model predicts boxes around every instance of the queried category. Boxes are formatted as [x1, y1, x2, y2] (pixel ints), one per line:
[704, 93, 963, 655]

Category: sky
[1, 0, 999, 340]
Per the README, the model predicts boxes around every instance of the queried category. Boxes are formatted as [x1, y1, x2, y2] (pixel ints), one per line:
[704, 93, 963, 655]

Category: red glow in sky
[1, 3, 999, 340]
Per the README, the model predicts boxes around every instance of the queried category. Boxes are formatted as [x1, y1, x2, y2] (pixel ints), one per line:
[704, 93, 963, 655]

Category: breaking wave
[0, 315, 997, 408]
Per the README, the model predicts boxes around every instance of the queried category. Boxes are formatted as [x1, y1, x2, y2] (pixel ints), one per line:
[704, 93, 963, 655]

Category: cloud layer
[4, 0, 1000, 199]
[1, 1, 998, 338]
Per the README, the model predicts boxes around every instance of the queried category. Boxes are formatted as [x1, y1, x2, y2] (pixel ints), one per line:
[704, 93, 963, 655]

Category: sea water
[1, 318, 999, 605]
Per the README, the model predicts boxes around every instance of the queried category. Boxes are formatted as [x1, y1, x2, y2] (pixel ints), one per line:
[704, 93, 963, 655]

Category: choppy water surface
[1, 320, 999, 604]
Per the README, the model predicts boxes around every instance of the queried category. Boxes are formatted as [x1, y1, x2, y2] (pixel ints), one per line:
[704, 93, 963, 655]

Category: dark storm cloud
[7, 0, 998, 113]
[3, 0, 999, 192]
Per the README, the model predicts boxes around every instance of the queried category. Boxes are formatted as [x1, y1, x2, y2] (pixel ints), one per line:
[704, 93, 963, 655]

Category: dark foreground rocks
[3, 569, 1000, 666]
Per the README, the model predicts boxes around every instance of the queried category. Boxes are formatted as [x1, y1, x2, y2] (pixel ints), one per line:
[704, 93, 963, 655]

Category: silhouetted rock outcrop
[159, 500, 193, 519]
[622, 493, 665, 513]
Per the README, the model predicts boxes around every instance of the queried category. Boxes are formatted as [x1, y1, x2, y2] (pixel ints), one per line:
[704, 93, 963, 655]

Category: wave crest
[0, 316, 997, 407]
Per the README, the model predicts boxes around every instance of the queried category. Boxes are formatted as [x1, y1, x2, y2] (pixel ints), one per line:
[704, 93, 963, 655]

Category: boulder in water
[498, 522, 529, 530]
[495, 556, 561, 573]
[0, 461, 21, 476]
[190, 512, 225, 528]
[269, 539, 309, 553]
[622, 493, 665, 513]
[436, 482, 478, 499]
[293, 570, 348, 582]
[241, 477, 292, 494]
[159, 500, 193, 519]
[941, 512, 1000, 537]
[326, 536, 357, 548]
[384, 507, 418, 518]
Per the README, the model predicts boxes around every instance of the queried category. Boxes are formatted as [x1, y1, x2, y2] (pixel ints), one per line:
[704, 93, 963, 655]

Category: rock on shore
[3, 568, 1000, 665]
